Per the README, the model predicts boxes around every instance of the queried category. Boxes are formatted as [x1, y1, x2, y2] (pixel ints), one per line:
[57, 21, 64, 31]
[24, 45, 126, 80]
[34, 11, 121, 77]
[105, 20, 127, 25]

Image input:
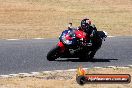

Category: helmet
[81, 18, 91, 32]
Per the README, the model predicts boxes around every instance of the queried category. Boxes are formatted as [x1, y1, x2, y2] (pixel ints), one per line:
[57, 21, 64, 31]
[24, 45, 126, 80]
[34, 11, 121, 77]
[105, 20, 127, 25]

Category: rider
[67, 19, 99, 59]
[79, 18, 100, 59]
[78, 18, 98, 46]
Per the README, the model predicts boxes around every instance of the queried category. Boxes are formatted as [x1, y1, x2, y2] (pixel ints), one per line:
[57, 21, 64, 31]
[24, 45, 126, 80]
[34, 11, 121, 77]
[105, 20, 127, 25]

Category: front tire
[47, 46, 61, 61]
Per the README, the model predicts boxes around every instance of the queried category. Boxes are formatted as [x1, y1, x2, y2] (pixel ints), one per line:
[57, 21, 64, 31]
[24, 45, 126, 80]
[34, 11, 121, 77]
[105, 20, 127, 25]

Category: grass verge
[0, 0, 132, 39]
[0, 67, 132, 88]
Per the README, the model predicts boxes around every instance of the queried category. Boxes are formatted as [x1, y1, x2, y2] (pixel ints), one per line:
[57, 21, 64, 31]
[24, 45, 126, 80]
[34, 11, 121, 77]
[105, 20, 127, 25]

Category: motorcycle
[47, 28, 107, 61]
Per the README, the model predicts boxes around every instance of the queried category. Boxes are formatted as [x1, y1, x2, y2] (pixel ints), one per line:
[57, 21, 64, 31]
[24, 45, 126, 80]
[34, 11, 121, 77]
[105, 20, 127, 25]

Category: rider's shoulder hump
[91, 24, 96, 28]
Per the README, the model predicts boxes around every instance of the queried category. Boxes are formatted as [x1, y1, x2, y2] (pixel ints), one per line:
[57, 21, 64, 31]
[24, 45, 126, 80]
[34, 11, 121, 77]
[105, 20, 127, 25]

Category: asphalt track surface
[0, 37, 132, 75]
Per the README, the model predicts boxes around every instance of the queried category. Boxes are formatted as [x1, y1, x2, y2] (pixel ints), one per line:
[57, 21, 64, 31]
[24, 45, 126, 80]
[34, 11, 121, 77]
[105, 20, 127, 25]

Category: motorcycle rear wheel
[47, 46, 61, 61]
[79, 51, 94, 61]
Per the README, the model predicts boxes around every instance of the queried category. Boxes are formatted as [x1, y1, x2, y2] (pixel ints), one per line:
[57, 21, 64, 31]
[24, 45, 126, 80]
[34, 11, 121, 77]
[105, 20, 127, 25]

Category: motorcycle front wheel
[47, 46, 61, 61]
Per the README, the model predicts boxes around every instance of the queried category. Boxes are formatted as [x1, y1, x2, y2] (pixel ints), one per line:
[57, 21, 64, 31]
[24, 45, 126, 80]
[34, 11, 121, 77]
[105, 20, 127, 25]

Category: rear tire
[89, 51, 96, 60]
[78, 52, 87, 60]
[79, 51, 95, 61]
[47, 46, 61, 61]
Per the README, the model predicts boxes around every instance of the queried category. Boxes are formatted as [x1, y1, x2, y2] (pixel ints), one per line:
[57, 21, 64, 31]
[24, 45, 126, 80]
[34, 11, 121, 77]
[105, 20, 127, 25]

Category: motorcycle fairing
[59, 29, 78, 46]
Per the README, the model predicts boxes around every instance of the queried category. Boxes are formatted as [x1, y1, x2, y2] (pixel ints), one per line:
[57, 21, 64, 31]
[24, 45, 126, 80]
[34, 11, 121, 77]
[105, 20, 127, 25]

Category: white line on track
[6, 39, 20, 41]
[108, 36, 115, 37]
[5, 36, 115, 41]
[0, 65, 132, 78]
[33, 38, 45, 40]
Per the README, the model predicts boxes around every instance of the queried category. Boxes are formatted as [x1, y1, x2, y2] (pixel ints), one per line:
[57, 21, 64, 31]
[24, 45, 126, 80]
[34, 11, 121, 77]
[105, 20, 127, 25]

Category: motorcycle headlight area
[64, 40, 72, 45]
[61, 35, 72, 45]
[62, 37, 72, 45]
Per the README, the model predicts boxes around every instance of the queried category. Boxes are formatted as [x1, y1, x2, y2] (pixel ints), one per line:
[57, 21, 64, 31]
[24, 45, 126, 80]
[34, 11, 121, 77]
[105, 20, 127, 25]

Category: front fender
[58, 41, 64, 47]
[57, 41, 65, 52]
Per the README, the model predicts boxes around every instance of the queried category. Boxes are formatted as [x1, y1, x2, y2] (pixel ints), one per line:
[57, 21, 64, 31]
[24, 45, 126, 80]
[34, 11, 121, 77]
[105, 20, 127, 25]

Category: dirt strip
[0, 67, 132, 88]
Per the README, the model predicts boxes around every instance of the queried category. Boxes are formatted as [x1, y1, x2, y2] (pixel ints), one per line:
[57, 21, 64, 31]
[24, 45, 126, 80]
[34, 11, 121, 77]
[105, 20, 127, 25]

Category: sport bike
[47, 28, 107, 61]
